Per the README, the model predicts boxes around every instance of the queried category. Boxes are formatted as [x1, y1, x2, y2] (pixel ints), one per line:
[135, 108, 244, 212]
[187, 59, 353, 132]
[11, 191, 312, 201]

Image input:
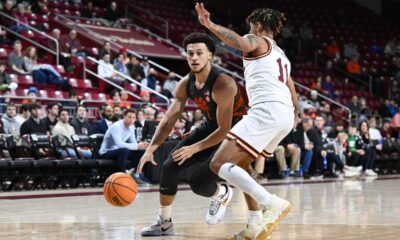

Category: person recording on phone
[99, 109, 149, 173]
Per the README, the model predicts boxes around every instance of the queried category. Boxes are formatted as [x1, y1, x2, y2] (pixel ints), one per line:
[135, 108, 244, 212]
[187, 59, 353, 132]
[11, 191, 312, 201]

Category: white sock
[218, 163, 272, 205]
[248, 210, 263, 225]
[213, 184, 227, 199]
[159, 205, 171, 220]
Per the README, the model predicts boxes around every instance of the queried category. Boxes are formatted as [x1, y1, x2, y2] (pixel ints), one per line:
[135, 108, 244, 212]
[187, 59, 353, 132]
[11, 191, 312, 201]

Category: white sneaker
[344, 169, 360, 178]
[228, 224, 270, 240]
[260, 194, 291, 237]
[365, 169, 378, 176]
[206, 184, 233, 225]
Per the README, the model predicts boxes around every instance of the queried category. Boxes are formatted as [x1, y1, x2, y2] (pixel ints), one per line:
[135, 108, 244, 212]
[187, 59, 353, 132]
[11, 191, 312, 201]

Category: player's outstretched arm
[288, 76, 299, 128]
[195, 2, 259, 53]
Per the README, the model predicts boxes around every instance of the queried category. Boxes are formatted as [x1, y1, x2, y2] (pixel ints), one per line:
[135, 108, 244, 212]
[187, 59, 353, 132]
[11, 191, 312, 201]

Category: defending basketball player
[196, 3, 299, 239]
[136, 33, 250, 236]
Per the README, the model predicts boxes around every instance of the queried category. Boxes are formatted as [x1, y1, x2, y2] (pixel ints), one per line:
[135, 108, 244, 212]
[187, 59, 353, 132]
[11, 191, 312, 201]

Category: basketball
[103, 173, 138, 207]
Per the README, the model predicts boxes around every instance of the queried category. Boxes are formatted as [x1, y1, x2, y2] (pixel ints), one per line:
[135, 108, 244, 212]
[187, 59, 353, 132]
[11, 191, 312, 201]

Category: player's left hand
[195, 2, 212, 28]
[172, 145, 198, 165]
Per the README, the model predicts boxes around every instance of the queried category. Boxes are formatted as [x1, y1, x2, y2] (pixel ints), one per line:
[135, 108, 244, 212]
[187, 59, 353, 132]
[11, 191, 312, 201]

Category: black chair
[0, 134, 11, 191]
[71, 134, 98, 187]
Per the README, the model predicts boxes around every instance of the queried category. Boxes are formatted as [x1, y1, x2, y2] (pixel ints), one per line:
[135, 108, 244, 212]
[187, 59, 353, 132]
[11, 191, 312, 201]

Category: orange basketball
[103, 173, 138, 207]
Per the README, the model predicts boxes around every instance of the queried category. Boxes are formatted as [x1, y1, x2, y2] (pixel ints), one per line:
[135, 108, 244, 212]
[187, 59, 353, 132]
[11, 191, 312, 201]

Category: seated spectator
[120, 90, 131, 108]
[1, 1, 15, 29]
[308, 90, 321, 109]
[23, 46, 72, 91]
[139, 90, 151, 106]
[10, 4, 29, 34]
[2, 103, 20, 135]
[81, 1, 96, 19]
[163, 71, 179, 98]
[140, 56, 150, 77]
[99, 109, 148, 172]
[343, 43, 360, 60]
[70, 105, 91, 135]
[310, 76, 322, 92]
[113, 53, 128, 77]
[20, 103, 47, 135]
[52, 108, 75, 141]
[321, 75, 335, 98]
[319, 103, 334, 129]
[104, 1, 123, 24]
[141, 68, 159, 91]
[391, 106, 400, 138]
[41, 102, 59, 134]
[98, 41, 112, 60]
[60, 30, 86, 57]
[378, 99, 393, 118]
[49, 28, 72, 71]
[347, 125, 365, 169]
[274, 130, 301, 178]
[346, 57, 361, 75]
[328, 120, 345, 139]
[97, 53, 124, 87]
[15, 103, 30, 125]
[381, 118, 394, 139]
[0, 61, 12, 92]
[326, 39, 340, 59]
[8, 40, 27, 75]
[22, 86, 39, 105]
[113, 105, 123, 120]
[143, 106, 156, 123]
[90, 105, 114, 135]
[126, 55, 145, 81]
[359, 121, 378, 176]
[358, 97, 371, 122]
[368, 117, 383, 151]
[346, 96, 361, 114]
[107, 89, 121, 107]
[169, 117, 186, 140]
[0, 26, 8, 46]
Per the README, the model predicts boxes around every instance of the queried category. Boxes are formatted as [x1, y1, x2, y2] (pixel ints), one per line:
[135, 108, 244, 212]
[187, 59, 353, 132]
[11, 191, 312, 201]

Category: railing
[86, 57, 170, 105]
[124, 2, 169, 39]
[0, 11, 59, 65]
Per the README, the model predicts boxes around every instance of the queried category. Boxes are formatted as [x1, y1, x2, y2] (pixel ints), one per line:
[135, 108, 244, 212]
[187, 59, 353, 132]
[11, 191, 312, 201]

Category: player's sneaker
[260, 194, 291, 237]
[228, 224, 271, 240]
[140, 215, 176, 236]
[365, 169, 378, 176]
[206, 183, 233, 225]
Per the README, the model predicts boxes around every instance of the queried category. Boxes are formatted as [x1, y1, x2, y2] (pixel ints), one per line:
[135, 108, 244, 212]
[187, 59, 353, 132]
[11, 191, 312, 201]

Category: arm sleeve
[110, 125, 138, 150]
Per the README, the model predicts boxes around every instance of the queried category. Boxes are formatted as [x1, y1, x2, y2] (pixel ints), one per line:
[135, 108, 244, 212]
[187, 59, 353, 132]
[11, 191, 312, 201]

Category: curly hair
[246, 8, 286, 36]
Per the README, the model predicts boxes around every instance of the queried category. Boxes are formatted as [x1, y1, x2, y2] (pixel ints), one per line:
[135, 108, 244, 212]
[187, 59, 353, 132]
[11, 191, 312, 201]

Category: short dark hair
[183, 33, 215, 54]
[246, 8, 286, 36]
[20, 104, 30, 113]
[30, 103, 41, 111]
[76, 104, 87, 112]
[123, 108, 137, 116]
[47, 102, 59, 110]
[60, 108, 69, 115]
[6, 103, 16, 109]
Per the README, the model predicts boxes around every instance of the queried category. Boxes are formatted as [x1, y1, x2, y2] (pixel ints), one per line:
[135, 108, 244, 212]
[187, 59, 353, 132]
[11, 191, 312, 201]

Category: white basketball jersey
[243, 36, 293, 108]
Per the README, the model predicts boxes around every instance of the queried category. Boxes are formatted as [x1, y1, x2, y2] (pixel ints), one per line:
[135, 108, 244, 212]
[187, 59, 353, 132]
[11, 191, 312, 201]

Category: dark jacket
[70, 117, 91, 135]
[90, 119, 109, 135]
[279, 130, 300, 148]
[41, 116, 58, 134]
[20, 117, 47, 136]
[294, 124, 323, 154]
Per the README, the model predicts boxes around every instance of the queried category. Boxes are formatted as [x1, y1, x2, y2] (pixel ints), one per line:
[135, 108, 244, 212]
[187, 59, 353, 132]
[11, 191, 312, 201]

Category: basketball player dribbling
[196, 3, 300, 239]
[136, 33, 255, 236]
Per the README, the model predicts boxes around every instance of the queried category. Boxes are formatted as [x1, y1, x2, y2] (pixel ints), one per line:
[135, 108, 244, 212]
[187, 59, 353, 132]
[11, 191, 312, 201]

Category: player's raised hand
[195, 2, 212, 28]
[136, 151, 157, 174]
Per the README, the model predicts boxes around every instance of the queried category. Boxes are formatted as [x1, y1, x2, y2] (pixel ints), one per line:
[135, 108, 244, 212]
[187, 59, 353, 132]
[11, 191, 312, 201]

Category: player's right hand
[136, 151, 157, 174]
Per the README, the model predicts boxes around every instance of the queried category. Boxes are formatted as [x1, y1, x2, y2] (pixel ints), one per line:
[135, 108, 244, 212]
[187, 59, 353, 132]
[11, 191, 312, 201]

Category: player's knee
[210, 159, 223, 175]
[161, 158, 176, 176]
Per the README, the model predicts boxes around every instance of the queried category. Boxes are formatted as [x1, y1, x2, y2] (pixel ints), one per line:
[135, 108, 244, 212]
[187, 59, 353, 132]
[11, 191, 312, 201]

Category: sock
[213, 184, 228, 199]
[248, 210, 263, 225]
[218, 163, 272, 205]
[159, 205, 171, 220]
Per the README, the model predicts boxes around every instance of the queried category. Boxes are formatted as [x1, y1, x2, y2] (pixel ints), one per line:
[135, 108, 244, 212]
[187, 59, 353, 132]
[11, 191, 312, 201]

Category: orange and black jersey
[186, 66, 247, 129]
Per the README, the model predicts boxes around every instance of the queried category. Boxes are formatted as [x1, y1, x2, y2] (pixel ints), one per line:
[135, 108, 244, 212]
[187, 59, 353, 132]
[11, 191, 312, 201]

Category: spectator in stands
[343, 43, 360, 60]
[192, 108, 204, 123]
[358, 97, 370, 122]
[274, 130, 301, 179]
[20, 103, 46, 136]
[52, 108, 75, 141]
[63, 91, 79, 108]
[90, 105, 114, 135]
[319, 103, 334, 128]
[10, 4, 29, 34]
[23, 46, 72, 91]
[99, 109, 148, 172]
[143, 106, 156, 122]
[369, 117, 383, 151]
[359, 121, 378, 176]
[113, 105, 123, 120]
[384, 38, 396, 56]
[49, 28, 72, 71]
[347, 125, 365, 170]
[98, 41, 112, 60]
[113, 53, 128, 77]
[314, 115, 328, 140]
[107, 89, 121, 107]
[346, 95, 360, 114]
[0, 118, 4, 133]
[156, 111, 165, 121]
[1, 1, 14, 28]
[70, 105, 91, 135]
[22, 86, 38, 105]
[162, 71, 179, 98]
[41, 102, 59, 134]
[308, 90, 321, 109]
[97, 53, 123, 87]
[8, 40, 27, 75]
[295, 118, 316, 179]
[2, 103, 20, 135]
[321, 75, 335, 98]
[120, 90, 131, 108]
[310, 76, 323, 92]
[104, 1, 122, 24]
[391, 106, 400, 138]
[126, 55, 145, 81]
[141, 68, 158, 91]
[140, 56, 150, 77]
[15, 103, 30, 125]
[0, 26, 8, 45]
[60, 30, 85, 57]
[169, 117, 186, 141]
[0, 61, 12, 92]
[81, 1, 96, 19]
[139, 90, 151, 106]
[326, 39, 340, 59]
[346, 57, 361, 75]
[328, 120, 345, 139]
[381, 118, 394, 139]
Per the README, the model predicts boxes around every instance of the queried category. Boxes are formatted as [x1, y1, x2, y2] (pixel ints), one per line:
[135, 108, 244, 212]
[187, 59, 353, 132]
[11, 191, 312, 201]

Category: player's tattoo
[245, 34, 257, 48]
[214, 25, 243, 49]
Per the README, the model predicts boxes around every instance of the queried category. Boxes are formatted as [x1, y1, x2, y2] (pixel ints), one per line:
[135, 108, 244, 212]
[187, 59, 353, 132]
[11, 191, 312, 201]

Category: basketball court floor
[1, 175, 399, 240]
